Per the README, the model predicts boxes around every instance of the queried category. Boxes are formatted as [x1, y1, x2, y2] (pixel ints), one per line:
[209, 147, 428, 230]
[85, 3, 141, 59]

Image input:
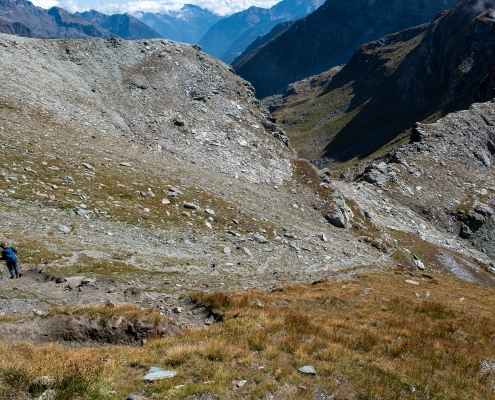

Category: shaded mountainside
[136, 4, 223, 44]
[272, 0, 495, 167]
[199, 0, 324, 63]
[235, 0, 461, 98]
[77, 10, 162, 40]
[232, 20, 295, 65]
[0, 0, 111, 38]
[0, 17, 37, 37]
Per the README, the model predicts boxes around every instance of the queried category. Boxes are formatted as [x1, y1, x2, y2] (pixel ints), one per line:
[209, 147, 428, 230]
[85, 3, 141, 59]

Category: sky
[29, 0, 280, 16]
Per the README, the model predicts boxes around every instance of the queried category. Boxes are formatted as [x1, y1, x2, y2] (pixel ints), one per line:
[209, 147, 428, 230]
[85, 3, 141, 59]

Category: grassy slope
[1, 272, 495, 399]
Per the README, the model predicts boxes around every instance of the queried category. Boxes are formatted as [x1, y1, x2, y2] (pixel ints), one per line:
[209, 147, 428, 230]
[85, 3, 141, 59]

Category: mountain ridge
[235, 0, 462, 98]
[199, 0, 324, 63]
[0, 0, 112, 38]
[77, 10, 162, 40]
[136, 4, 223, 44]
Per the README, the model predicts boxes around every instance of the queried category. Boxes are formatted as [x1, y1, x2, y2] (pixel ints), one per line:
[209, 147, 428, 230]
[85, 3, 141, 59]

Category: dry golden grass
[1, 272, 495, 398]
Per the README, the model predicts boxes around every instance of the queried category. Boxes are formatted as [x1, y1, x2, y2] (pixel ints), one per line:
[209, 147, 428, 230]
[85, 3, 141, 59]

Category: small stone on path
[59, 225, 71, 234]
[253, 233, 267, 243]
[243, 247, 253, 258]
[184, 202, 200, 210]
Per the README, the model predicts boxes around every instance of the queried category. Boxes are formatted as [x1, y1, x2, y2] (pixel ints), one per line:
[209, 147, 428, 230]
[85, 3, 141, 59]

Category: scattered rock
[481, 360, 495, 373]
[58, 225, 71, 234]
[142, 367, 177, 382]
[413, 255, 425, 270]
[184, 202, 200, 210]
[253, 233, 268, 243]
[237, 380, 247, 388]
[82, 163, 94, 171]
[32, 376, 56, 389]
[168, 187, 184, 195]
[35, 390, 55, 400]
[79, 277, 96, 286]
[298, 365, 317, 375]
[243, 247, 253, 258]
[290, 244, 302, 258]
[405, 279, 420, 285]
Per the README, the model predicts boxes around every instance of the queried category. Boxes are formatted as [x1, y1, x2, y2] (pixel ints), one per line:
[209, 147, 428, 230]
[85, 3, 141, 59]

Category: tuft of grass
[190, 291, 231, 312]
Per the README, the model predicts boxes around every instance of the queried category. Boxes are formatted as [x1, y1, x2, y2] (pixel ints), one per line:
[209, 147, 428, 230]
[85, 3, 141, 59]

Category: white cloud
[30, 0, 60, 8]
[30, 0, 280, 16]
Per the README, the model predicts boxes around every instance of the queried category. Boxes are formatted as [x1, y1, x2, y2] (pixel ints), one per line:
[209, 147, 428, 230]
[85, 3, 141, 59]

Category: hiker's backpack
[3, 247, 17, 262]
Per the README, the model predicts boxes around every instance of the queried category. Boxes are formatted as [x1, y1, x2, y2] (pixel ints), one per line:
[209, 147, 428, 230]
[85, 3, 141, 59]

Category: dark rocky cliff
[232, 20, 295, 65]
[235, 0, 461, 98]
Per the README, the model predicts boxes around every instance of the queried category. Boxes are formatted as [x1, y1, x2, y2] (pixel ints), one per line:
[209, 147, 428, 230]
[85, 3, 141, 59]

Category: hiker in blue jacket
[1, 243, 21, 279]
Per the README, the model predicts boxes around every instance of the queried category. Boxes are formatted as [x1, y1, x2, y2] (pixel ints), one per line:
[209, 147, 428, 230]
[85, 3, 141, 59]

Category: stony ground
[0, 33, 493, 346]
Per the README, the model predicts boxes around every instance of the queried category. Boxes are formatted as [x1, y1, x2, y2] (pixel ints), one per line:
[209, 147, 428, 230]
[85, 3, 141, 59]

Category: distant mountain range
[0, 0, 221, 44]
[135, 4, 222, 44]
[199, 0, 324, 63]
[0, 0, 111, 38]
[76, 10, 161, 40]
[235, 0, 462, 98]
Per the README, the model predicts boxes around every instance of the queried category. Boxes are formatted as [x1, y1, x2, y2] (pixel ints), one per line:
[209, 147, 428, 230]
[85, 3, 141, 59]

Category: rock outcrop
[358, 100, 495, 260]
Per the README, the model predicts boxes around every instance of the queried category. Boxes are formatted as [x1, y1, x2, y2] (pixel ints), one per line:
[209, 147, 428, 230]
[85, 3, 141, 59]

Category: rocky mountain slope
[0, 0, 111, 39]
[136, 5, 223, 44]
[272, 0, 495, 166]
[235, 0, 461, 98]
[1, 29, 493, 325]
[199, 0, 324, 63]
[77, 10, 162, 40]
[0, 17, 37, 37]
[356, 100, 495, 262]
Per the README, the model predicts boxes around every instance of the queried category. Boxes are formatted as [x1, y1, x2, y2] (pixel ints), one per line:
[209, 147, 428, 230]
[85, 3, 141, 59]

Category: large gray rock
[142, 367, 177, 381]
[324, 192, 353, 229]
[298, 365, 317, 375]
